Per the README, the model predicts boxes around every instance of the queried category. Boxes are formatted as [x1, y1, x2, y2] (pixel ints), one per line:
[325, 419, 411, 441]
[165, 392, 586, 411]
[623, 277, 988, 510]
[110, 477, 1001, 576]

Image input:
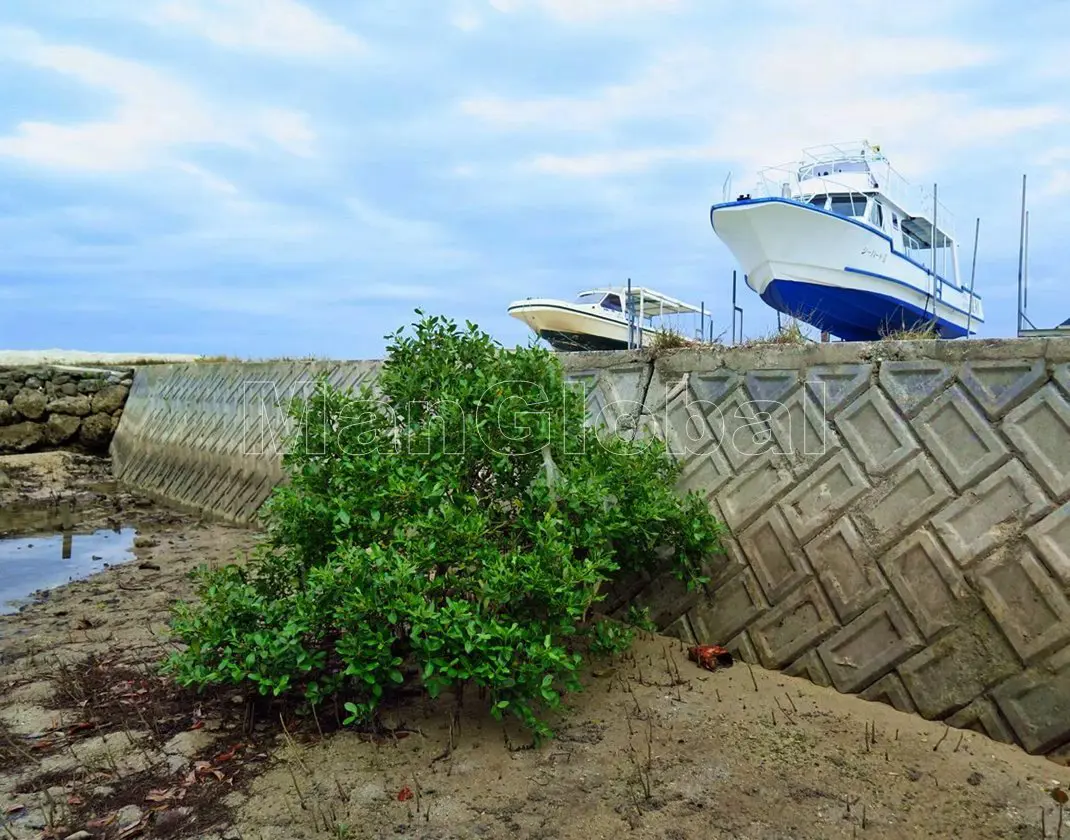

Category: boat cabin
[796, 162, 959, 287]
[576, 290, 624, 313]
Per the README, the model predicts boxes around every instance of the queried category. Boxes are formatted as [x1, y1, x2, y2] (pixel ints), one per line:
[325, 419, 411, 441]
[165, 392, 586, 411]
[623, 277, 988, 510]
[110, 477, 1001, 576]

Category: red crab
[687, 644, 734, 672]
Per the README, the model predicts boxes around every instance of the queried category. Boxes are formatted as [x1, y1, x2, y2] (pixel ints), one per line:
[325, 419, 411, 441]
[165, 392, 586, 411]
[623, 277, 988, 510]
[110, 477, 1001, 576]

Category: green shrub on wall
[165, 313, 725, 739]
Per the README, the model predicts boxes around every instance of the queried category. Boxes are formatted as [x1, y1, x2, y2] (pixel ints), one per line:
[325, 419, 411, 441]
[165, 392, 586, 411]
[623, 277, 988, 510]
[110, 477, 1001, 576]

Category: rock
[60, 382, 78, 397]
[79, 413, 113, 450]
[134, 536, 158, 549]
[116, 804, 143, 828]
[2, 384, 19, 401]
[0, 421, 43, 452]
[42, 414, 81, 446]
[91, 385, 128, 415]
[163, 728, 215, 758]
[24, 376, 42, 389]
[153, 808, 192, 834]
[138, 561, 161, 571]
[23, 810, 47, 830]
[0, 469, 10, 489]
[91, 784, 115, 798]
[65, 832, 93, 840]
[78, 379, 103, 395]
[12, 389, 47, 420]
[967, 771, 983, 786]
[0, 399, 16, 425]
[47, 395, 91, 417]
[222, 828, 242, 840]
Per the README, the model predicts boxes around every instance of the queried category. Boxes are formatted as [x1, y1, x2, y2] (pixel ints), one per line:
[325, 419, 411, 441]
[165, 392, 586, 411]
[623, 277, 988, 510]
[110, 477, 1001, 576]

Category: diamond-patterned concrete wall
[603, 337, 1070, 764]
[111, 338, 1070, 761]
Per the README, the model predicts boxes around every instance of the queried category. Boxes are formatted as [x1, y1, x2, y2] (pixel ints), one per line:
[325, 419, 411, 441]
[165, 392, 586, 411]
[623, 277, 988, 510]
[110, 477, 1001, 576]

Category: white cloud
[461, 26, 1065, 181]
[450, 4, 483, 31]
[488, 0, 681, 23]
[147, 0, 363, 58]
[1037, 169, 1070, 201]
[528, 146, 718, 176]
[0, 28, 316, 172]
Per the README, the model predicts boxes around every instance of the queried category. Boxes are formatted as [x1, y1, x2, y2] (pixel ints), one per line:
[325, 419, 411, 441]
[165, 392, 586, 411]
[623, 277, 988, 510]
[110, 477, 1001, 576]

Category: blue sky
[1, 0, 1067, 357]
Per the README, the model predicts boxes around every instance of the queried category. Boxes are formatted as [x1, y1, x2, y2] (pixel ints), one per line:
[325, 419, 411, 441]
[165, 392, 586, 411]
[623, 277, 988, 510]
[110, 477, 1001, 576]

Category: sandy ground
[1, 453, 1069, 840]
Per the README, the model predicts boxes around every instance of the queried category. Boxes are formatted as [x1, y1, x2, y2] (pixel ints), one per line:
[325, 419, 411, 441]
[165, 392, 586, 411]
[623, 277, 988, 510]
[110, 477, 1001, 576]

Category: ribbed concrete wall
[111, 339, 1070, 762]
[111, 360, 379, 522]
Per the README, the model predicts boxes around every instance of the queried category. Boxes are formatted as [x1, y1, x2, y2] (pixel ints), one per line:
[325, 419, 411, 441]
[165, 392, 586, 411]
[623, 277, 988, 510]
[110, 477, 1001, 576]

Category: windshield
[828, 194, 868, 218]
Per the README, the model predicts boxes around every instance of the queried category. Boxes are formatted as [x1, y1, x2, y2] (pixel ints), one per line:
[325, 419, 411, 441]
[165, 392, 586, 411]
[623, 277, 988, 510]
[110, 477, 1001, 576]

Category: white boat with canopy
[710, 141, 984, 340]
[508, 286, 705, 351]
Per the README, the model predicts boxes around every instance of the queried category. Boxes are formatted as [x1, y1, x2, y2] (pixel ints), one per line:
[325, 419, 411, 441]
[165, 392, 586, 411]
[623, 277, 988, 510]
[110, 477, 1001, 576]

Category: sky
[0, 0, 1067, 358]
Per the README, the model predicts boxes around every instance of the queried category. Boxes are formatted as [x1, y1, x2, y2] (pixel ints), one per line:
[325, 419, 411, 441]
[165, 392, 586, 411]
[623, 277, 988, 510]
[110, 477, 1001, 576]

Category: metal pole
[1016, 174, 1027, 334]
[966, 217, 980, 336]
[931, 183, 938, 294]
[731, 270, 737, 343]
[1024, 210, 1030, 315]
[700, 300, 705, 342]
[626, 277, 633, 349]
[740, 275, 746, 342]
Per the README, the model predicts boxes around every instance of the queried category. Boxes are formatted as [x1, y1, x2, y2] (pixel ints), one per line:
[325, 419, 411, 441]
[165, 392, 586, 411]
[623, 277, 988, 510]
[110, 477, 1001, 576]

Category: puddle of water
[0, 500, 80, 538]
[0, 526, 138, 614]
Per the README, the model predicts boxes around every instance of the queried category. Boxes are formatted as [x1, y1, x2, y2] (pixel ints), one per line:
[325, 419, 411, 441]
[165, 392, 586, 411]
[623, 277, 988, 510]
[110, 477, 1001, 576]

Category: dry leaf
[215, 744, 243, 762]
[117, 820, 146, 839]
[145, 788, 176, 803]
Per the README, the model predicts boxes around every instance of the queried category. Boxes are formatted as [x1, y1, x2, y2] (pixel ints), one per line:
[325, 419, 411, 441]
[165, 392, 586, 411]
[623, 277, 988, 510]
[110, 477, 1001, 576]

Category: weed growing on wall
[164, 313, 724, 739]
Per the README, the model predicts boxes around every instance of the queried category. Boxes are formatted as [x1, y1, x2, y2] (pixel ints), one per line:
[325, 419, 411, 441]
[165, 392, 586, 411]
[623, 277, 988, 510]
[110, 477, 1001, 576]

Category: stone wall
[109, 338, 1070, 762]
[0, 365, 133, 454]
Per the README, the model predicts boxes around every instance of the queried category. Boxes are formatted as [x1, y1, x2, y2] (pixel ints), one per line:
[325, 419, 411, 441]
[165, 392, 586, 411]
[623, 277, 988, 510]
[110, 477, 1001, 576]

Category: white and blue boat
[710, 141, 984, 340]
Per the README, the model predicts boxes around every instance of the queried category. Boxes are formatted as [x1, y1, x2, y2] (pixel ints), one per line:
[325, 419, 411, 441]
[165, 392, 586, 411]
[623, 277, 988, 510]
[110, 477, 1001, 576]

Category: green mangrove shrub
[165, 313, 724, 738]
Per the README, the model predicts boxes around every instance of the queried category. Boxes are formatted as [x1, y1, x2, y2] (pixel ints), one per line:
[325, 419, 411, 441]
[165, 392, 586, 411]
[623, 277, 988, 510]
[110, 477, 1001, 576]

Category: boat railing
[750, 157, 958, 244]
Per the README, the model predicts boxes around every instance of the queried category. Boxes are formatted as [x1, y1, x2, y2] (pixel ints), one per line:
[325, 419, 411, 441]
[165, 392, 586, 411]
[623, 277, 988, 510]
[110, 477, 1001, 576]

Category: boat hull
[710, 198, 984, 340]
[508, 301, 632, 351]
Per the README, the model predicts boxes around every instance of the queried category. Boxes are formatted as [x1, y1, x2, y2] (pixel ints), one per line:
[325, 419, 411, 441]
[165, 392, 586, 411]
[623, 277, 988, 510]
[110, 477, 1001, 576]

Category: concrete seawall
[110, 338, 1070, 761]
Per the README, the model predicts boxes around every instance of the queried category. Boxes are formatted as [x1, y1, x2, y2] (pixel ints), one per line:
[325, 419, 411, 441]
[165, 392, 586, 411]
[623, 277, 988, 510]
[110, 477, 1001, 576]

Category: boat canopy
[576, 286, 703, 316]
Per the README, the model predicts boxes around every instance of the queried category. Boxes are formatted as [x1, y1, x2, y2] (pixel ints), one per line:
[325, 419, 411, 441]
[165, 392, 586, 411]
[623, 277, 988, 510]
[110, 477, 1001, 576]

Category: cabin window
[892, 214, 899, 230]
[808, 194, 828, 209]
[871, 201, 884, 229]
[601, 294, 622, 311]
[828, 194, 867, 218]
